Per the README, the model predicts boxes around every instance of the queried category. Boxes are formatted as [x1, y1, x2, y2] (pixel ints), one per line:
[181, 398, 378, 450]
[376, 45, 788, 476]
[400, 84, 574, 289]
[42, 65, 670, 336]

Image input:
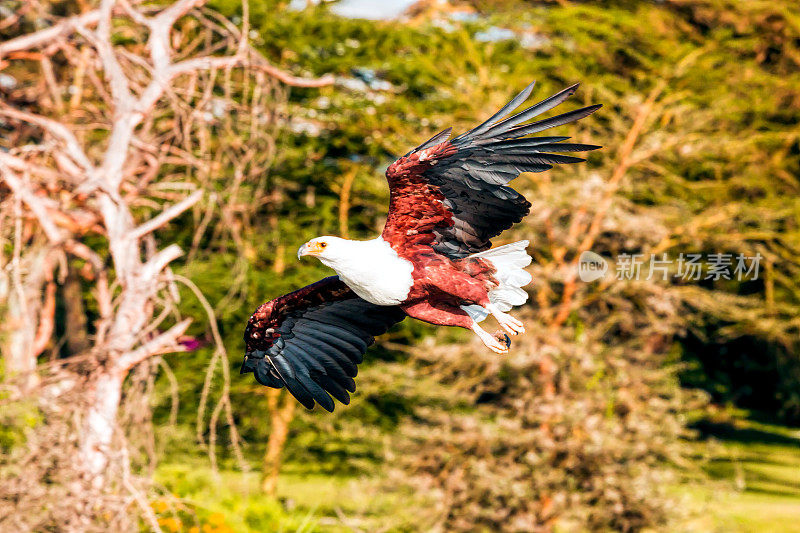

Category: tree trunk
[1, 244, 48, 388]
[63, 269, 90, 356]
[79, 369, 124, 485]
[261, 388, 296, 495]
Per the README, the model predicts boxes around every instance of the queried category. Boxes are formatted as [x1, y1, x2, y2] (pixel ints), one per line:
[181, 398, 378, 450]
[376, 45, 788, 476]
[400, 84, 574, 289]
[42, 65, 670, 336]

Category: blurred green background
[141, 0, 800, 530]
[160, 0, 800, 530]
[4, 0, 800, 531]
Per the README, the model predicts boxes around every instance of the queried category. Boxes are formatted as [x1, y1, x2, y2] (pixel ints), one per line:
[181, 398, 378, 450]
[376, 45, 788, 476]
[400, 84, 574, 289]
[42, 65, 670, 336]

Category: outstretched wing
[242, 276, 406, 412]
[382, 82, 601, 259]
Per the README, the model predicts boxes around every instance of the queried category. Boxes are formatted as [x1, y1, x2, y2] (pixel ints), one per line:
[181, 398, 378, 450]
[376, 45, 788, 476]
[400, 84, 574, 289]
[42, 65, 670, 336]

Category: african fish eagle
[241, 81, 601, 411]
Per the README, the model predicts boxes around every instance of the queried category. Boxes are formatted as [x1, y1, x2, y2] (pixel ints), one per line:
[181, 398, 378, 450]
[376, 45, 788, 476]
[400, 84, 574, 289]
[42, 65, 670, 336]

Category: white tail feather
[461, 241, 532, 322]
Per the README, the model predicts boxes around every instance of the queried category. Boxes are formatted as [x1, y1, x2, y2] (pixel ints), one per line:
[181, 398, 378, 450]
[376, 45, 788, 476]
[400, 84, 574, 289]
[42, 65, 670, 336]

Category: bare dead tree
[0, 0, 331, 528]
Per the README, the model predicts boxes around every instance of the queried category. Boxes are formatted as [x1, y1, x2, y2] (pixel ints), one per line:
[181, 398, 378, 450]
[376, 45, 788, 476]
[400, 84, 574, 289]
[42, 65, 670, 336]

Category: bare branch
[0, 152, 62, 183]
[0, 0, 328, 517]
[250, 55, 335, 88]
[153, 0, 204, 29]
[0, 11, 101, 56]
[32, 280, 56, 357]
[148, 0, 204, 76]
[116, 318, 192, 372]
[129, 189, 203, 241]
[0, 163, 66, 243]
[168, 53, 248, 77]
[141, 244, 184, 280]
[171, 52, 335, 87]
[551, 81, 667, 329]
[0, 104, 95, 175]
[117, 0, 150, 27]
[171, 273, 246, 471]
[89, 0, 134, 110]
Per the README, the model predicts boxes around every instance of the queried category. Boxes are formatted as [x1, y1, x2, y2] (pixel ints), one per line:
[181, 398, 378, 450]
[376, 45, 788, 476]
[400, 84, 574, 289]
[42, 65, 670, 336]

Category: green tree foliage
[3, 0, 798, 530]
[156, 0, 798, 529]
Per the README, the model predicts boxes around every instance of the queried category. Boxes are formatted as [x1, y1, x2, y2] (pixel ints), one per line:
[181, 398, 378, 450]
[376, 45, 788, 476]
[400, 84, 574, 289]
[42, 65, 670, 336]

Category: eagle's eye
[320, 242, 327, 248]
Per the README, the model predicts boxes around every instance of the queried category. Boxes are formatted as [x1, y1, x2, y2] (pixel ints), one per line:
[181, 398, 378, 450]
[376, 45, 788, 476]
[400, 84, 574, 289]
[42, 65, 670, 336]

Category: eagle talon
[471, 322, 509, 354]
[495, 331, 511, 349]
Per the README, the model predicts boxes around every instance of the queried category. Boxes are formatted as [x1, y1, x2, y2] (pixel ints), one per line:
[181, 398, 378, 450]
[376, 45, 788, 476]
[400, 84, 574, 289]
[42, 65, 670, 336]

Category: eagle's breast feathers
[326, 238, 415, 306]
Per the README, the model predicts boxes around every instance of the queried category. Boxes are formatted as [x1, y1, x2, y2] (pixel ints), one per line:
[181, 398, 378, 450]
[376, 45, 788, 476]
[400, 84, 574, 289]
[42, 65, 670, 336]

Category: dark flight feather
[242, 277, 406, 412]
[408, 127, 453, 156]
[383, 82, 601, 258]
[479, 83, 580, 140]
[453, 81, 537, 141]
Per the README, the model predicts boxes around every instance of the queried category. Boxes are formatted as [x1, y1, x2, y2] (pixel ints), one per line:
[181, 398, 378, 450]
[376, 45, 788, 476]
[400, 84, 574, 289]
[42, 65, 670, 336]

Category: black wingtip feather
[501, 103, 602, 140]
[418, 82, 600, 258]
[409, 127, 453, 156]
[481, 83, 581, 138]
[295, 370, 335, 412]
[246, 278, 406, 412]
[453, 80, 537, 141]
[253, 359, 284, 388]
[316, 373, 351, 405]
[293, 331, 360, 375]
[270, 357, 316, 410]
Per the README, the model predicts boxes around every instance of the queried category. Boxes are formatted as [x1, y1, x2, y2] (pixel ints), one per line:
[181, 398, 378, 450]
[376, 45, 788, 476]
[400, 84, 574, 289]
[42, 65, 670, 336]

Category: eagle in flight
[241, 82, 601, 411]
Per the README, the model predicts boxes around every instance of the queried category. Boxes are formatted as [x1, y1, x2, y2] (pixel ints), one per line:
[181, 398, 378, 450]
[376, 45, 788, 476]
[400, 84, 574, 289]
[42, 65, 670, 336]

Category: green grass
[153, 460, 422, 532]
[677, 412, 800, 532]
[152, 410, 800, 532]
[153, 413, 800, 533]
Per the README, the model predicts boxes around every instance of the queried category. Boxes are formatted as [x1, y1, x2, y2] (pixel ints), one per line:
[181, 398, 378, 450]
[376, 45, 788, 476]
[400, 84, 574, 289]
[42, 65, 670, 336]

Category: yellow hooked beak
[297, 241, 326, 259]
